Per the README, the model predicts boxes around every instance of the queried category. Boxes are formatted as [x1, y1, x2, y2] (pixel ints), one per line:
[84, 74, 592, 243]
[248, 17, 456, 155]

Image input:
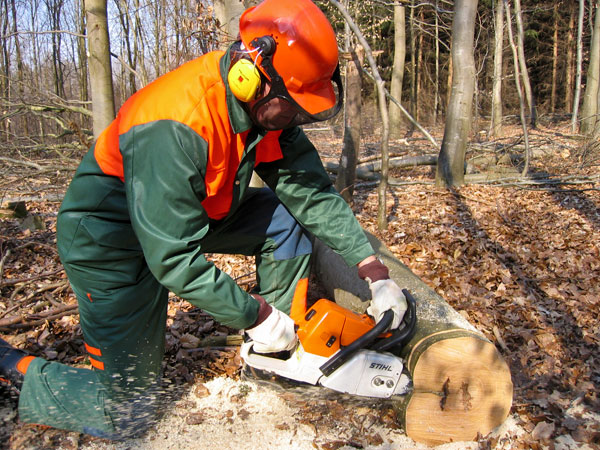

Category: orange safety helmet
[239, 0, 341, 117]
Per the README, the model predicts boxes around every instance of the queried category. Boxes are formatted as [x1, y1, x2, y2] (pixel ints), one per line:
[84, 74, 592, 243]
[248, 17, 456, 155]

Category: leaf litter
[1, 126, 599, 449]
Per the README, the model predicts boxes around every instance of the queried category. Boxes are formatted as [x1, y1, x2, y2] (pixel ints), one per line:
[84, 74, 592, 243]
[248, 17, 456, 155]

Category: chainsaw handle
[319, 309, 394, 377]
[370, 289, 417, 352]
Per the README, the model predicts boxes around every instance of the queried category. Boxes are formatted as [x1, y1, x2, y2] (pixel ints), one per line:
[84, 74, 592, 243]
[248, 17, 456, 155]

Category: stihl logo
[369, 362, 393, 371]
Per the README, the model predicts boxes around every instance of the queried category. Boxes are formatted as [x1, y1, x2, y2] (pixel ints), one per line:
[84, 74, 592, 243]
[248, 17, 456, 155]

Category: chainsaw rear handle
[319, 289, 418, 377]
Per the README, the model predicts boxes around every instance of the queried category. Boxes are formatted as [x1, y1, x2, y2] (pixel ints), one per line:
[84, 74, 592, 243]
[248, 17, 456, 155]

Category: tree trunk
[581, 3, 600, 135]
[417, 8, 424, 123]
[85, 0, 115, 138]
[513, 0, 537, 128]
[571, 0, 585, 132]
[311, 232, 513, 446]
[115, 0, 137, 95]
[77, 0, 88, 105]
[329, 0, 390, 231]
[433, 0, 440, 126]
[408, 1, 417, 135]
[566, 3, 576, 113]
[435, 0, 478, 188]
[214, 0, 245, 47]
[505, 0, 530, 175]
[336, 48, 363, 203]
[550, 3, 559, 113]
[490, 0, 504, 138]
[388, 4, 406, 138]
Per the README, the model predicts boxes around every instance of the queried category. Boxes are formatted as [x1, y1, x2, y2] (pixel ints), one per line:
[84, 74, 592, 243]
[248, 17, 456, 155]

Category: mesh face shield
[248, 37, 344, 131]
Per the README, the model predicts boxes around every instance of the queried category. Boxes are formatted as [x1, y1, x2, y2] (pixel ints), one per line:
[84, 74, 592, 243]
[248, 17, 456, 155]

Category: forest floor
[0, 122, 599, 449]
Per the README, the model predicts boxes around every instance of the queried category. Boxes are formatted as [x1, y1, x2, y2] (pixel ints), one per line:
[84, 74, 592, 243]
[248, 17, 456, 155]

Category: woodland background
[0, 0, 599, 449]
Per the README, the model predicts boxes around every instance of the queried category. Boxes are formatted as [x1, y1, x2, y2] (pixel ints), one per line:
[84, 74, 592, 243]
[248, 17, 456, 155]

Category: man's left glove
[359, 259, 408, 330]
[245, 294, 297, 353]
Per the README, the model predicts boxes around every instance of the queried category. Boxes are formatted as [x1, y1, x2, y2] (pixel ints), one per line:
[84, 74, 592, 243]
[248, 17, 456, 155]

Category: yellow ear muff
[228, 59, 261, 102]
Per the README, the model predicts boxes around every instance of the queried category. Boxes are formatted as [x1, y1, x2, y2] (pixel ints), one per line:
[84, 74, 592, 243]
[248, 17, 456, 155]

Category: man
[0, 0, 406, 439]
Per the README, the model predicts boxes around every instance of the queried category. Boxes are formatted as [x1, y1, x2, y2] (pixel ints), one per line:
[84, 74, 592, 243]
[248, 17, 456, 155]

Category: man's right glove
[245, 294, 297, 354]
[358, 258, 408, 330]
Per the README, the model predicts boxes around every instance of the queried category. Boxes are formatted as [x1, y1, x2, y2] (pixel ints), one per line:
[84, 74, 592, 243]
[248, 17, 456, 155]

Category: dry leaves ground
[0, 123, 599, 449]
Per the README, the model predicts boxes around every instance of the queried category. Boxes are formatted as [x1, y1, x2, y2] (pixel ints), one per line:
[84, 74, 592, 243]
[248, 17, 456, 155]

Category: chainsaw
[241, 289, 417, 399]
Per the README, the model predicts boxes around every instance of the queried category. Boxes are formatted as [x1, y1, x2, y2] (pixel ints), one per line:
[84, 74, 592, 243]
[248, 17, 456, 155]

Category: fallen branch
[0, 268, 65, 287]
[324, 155, 438, 180]
[0, 156, 43, 170]
[1, 193, 66, 205]
[0, 303, 78, 329]
[2, 281, 70, 318]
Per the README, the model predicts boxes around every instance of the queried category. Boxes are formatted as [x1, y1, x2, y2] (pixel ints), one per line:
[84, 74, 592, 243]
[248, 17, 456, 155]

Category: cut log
[311, 232, 513, 446]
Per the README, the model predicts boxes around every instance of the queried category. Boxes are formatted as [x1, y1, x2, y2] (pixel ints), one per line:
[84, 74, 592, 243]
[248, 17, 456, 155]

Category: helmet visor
[250, 62, 343, 131]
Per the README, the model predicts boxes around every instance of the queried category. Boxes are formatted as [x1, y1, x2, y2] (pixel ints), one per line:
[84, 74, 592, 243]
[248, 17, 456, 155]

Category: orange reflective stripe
[289, 277, 309, 323]
[89, 357, 105, 371]
[85, 342, 102, 357]
[16, 355, 35, 375]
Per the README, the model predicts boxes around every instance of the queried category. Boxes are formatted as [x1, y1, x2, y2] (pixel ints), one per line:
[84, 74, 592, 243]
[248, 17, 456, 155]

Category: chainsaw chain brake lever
[318, 289, 418, 377]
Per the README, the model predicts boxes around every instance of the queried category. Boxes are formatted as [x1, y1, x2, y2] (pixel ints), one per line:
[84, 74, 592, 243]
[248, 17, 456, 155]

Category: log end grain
[402, 332, 513, 445]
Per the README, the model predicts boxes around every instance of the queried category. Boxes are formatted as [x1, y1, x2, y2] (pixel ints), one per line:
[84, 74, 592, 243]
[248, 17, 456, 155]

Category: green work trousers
[18, 188, 311, 438]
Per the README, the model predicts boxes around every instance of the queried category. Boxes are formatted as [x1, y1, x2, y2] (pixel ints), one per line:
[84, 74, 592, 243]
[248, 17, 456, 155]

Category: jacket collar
[220, 45, 254, 134]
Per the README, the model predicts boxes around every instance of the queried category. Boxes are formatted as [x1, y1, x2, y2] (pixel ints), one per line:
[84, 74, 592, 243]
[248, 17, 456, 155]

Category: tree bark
[76, 0, 88, 106]
[581, 2, 600, 135]
[311, 232, 512, 446]
[566, 3, 576, 113]
[571, 0, 586, 132]
[433, 0, 440, 126]
[408, 1, 417, 134]
[335, 48, 363, 203]
[513, 0, 537, 128]
[85, 0, 115, 138]
[435, 0, 478, 187]
[214, 0, 245, 47]
[550, 3, 559, 113]
[505, 0, 530, 175]
[490, 0, 504, 138]
[388, 4, 406, 139]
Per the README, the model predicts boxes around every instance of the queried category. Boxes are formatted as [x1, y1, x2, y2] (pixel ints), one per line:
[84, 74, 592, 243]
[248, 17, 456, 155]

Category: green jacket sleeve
[120, 120, 259, 329]
[255, 127, 374, 267]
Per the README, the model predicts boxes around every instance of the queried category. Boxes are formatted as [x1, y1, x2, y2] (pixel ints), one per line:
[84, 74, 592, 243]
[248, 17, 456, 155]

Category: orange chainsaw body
[294, 299, 377, 358]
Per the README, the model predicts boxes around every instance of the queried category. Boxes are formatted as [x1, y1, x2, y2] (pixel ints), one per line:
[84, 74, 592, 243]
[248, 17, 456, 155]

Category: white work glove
[245, 295, 297, 353]
[358, 258, 408, 330]
[367, 279, 408, 330]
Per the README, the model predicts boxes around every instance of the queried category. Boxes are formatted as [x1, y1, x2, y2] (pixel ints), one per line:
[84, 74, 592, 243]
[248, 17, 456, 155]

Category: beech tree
[85, 0, 115, 138]
[388, 4, 406, 138]
[490, 0, 504, 138]
[435, 0, 478, 187]
[580, 2, 600, 136]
